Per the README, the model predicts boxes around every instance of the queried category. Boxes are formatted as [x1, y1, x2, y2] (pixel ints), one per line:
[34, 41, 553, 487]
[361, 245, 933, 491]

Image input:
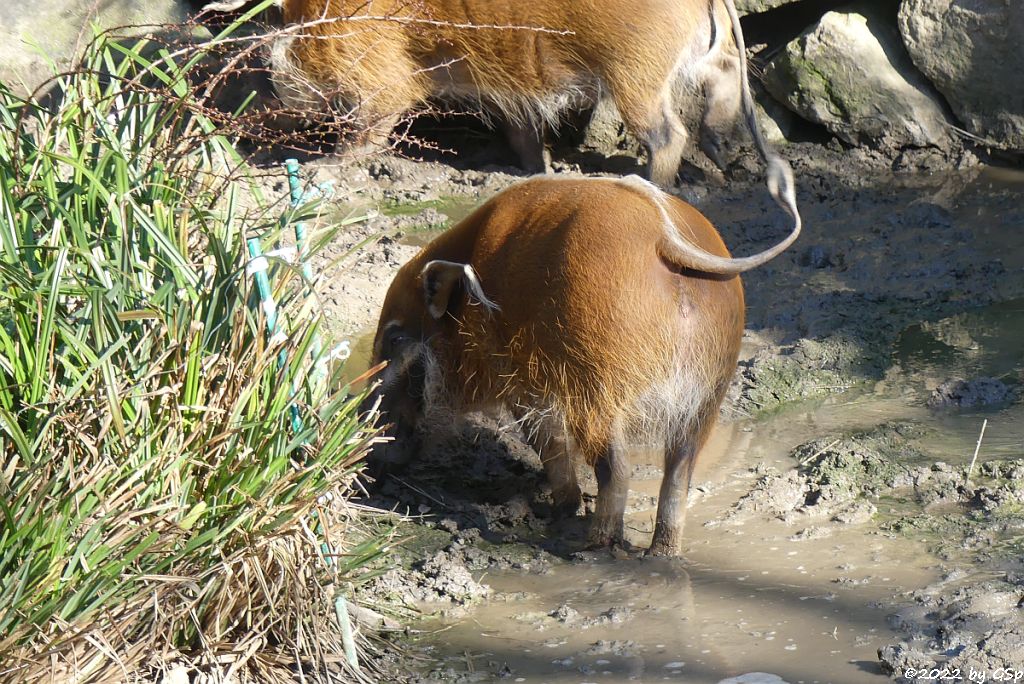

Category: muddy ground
[265, 124, 1024, 683]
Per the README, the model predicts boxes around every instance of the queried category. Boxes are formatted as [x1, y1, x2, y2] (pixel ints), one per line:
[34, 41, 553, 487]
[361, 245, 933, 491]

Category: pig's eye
[382, 326, 413, 358]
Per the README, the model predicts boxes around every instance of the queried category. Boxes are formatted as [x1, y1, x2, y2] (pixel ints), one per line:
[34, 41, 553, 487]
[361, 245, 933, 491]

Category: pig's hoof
[584, 530, 623, 551]
[645, 539, 684, 558]
[580, 539, 635, 560]
[609, 543, 633, 560]
[551, 496, 583, 519]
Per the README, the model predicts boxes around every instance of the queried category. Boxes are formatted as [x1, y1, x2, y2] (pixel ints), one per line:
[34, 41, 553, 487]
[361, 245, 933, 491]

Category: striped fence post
[248, 160, 360, 673]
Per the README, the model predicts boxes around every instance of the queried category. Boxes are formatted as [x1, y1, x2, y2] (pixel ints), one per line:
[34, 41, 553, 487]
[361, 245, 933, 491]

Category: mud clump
[715, 423, 926, 527]
[969, 461, 1024, 517]
[796, 425, 924, 503]
[928, 376, 1019, 408]
[415, 550, 492, 605]
[713, 466, 808, 525]
[876, 644, 937, 680]
[547, 604, 635, 630]
[879, 575, 1024, 681]
[737, 335, 888, 414]
[362, 533, 558, 620]
[364, 544, 492, 610]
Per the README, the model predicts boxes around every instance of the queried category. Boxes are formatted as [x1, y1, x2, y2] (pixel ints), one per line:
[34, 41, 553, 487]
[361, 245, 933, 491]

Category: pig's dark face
[360, 256, 494, 480]
[361, 318, 432, 480]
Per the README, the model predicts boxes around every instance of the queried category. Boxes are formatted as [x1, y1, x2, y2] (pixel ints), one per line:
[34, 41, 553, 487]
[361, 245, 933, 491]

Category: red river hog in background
[205, 0, 777, 187]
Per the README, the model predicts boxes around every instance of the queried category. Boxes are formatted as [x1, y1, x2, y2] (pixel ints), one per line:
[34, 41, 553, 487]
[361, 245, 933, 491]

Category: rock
[0, 0, 191, 95]
[735, 0, 802, 14]
[899, 0, 1024, 151]
[763, 3, 952, 149]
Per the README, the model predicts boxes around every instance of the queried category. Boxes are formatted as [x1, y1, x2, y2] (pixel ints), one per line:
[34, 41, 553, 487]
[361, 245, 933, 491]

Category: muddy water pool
[404, 403, 934, 684]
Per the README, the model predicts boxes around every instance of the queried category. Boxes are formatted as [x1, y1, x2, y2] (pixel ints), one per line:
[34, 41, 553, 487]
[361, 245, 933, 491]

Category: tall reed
[0, 13, 385, 682]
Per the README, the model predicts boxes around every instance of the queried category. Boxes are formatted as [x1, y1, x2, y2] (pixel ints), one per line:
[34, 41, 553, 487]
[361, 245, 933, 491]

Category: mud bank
[276, 142, 1024, 682]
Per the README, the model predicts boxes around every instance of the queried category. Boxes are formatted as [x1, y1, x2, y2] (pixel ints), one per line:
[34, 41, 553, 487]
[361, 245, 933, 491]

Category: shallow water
[409, 397, 935, 684]
[893, 297, 1024, 463]
[395, 197, 480, 248]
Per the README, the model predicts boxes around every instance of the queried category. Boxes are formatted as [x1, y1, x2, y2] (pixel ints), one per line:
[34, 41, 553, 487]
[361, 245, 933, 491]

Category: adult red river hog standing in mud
[204, 0, 766, 186]
[362, 156, 800, 555]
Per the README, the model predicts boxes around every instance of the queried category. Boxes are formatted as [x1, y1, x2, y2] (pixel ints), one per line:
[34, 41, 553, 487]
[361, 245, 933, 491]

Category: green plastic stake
[247, 236, 302, 433]
[285, 158, 325, 379]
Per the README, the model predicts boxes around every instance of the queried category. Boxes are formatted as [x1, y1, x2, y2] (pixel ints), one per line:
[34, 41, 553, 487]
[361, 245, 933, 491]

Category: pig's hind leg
[587, 427, 631, 549]
[524, 415, 582, 517]
[648, 416, 715, 557]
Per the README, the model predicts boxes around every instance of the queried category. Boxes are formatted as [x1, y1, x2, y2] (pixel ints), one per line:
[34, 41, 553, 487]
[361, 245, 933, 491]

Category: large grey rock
[735, 0, 802, 14]
[0, 0, 190, 95]
[899, 0, 1024, 151]
[763, 3, 952, 149]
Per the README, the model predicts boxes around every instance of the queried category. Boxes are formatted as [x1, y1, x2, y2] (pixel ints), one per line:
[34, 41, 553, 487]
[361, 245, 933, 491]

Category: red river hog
[362, 166, 800, 556]
[206, 0, 773, 186]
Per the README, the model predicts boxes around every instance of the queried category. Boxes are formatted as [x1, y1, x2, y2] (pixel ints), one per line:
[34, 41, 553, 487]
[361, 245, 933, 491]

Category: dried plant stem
[965, 418, 988, 487]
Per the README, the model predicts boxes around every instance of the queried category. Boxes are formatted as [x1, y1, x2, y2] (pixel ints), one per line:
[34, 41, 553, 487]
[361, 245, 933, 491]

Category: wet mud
[282, 136, 1024, 682]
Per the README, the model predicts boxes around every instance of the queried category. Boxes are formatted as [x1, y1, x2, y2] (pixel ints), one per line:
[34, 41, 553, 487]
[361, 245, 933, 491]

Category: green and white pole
[246, 236, 303, 434]
[285, 158, 325, 381]
[282, 160, 359, 673]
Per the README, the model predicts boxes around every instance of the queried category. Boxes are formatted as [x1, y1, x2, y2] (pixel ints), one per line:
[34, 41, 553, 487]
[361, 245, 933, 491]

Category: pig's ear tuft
[202, 0, 253, 11]
[420, 260, 499, 319]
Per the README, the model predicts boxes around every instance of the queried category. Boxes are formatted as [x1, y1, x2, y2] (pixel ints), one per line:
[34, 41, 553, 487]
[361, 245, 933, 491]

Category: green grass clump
[0, 15, 386, 684]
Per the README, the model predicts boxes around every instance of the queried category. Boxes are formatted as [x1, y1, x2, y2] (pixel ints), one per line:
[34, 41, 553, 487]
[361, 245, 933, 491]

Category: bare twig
[964, 418, 988, 488]
[799, 439, 841, 466]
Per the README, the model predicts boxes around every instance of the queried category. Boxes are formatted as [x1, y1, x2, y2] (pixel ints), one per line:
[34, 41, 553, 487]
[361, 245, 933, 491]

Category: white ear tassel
[461, 264, 501, 313]
[202, 0, 280, 12]
[423, 260, 501, 318]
